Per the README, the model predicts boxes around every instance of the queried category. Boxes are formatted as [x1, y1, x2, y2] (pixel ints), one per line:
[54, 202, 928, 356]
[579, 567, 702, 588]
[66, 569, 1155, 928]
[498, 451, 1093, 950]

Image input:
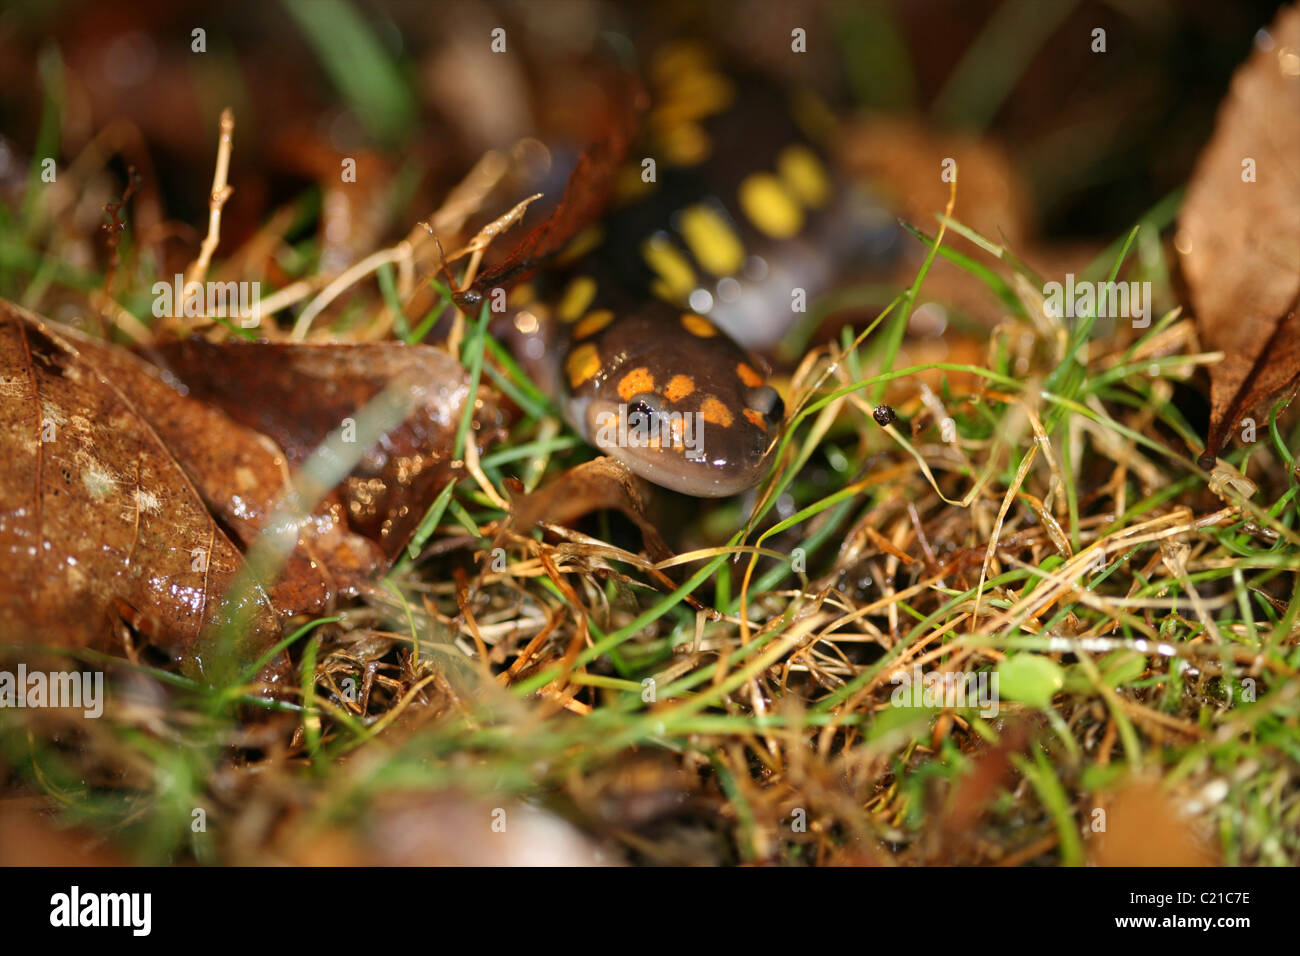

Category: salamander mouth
[612, 448, 769, 497]
[584, 398, 771, 496]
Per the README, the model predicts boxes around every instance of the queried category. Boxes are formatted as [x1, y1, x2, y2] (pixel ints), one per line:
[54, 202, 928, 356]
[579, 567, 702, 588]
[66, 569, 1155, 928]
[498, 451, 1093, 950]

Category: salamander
[471, 43, 898, 496]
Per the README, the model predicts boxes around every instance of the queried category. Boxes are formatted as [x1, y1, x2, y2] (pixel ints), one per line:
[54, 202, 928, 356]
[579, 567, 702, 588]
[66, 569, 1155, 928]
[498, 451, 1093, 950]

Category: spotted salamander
[474, 43, 897, 496]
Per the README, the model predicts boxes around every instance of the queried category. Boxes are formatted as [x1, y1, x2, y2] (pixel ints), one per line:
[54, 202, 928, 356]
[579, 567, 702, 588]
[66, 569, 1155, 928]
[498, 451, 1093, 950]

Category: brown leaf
[76, 335, 386, 620]
[510, 457, 674, 565]
[840, 114, 1033, 255]
[0, 301, 282, 684]
[452, 71, 646, 309]
[1087, 779, 1219, 867]
[0, 801, 126, 866]
[1179, 4, 1300, 464]
[142, 338, 501, 562]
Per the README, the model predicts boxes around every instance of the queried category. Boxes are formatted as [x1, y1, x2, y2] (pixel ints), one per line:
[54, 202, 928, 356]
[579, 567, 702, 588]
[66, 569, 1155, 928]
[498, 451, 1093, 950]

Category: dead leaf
[452, 72, 645, 308]
[1179, 4, 1300, 463]
[510, 457, 674, 565]
[0, 300, 282, 684]
[840, 114, 1033, 255]
[0, 800, 126, 866]
[1087, 778, 1219, 866]
[142, 338, 502, 562]
[75, 334, 386, 620]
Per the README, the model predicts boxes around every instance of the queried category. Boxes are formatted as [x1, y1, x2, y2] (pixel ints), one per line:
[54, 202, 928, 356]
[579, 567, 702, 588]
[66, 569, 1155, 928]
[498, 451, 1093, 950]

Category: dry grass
[2, 35, 1298, 866]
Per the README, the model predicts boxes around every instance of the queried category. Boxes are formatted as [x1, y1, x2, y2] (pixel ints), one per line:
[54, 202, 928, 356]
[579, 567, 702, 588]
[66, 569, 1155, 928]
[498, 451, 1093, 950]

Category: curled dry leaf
[142, 338, 502, 562]
[452, 70, 646, 308]
[1, 300, 498, 686]
[78, 334, 386, 620]
[0, 300, 283, 685]
[1178, 4, 1300, 464]
[509, 456, 674, 565]
[1087, 778, 1219, 867]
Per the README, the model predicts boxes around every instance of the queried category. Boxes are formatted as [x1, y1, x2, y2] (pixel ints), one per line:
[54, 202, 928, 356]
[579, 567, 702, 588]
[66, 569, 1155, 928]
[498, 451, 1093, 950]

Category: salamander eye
[746, 385, 785, 422]
[627, 393, 662, 429]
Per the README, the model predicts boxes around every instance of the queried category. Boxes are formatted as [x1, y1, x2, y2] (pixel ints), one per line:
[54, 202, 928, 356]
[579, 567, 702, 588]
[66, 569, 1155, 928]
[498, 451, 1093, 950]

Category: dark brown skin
[556, 302, 784, 496]
[485, 45, 898, 496]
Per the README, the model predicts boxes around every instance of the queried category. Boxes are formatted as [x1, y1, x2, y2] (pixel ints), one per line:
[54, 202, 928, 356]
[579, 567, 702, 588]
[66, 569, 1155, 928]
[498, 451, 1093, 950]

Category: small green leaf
[868, 703, 936, 743]
[997, 654, 1065, 709]
[1100, 651, 1148, 687]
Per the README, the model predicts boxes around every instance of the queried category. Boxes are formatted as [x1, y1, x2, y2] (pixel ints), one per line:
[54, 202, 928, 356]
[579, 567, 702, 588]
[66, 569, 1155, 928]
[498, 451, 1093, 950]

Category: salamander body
[494, 44, 898, 495]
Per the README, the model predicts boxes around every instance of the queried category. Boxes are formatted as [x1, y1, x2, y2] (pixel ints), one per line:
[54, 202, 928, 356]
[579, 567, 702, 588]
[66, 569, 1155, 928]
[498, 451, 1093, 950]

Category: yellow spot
[614, 164, 655, 205]
[566, 343, 601, 389]
[618, 367, 656, 402]
[736, 362, 764, 388]
[556, 225, 604, 265]
[699, 396, 734, 428]
[681, 313, 717, 337]
[641, 234, 696, 301]
[678, 204, 745, 276]
[573, 308, 614, 339]
[659, 121, 711, 166]
[652, 71, 736, 126]
[557, 276, 597, 322]
[738, 172, 804, 239]
[509, 282, 536, 307]
[743, 408, 768, 431]
[664, 374, 696, 402]
[777, 144, 831, 208]
[650, 41, 713, 86]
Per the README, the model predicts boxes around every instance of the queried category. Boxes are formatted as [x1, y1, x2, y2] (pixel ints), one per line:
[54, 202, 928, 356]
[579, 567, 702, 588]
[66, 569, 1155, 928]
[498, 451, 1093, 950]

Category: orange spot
[617, 367, 656, 402]
[736, 362, 764, 388]
[573, 309, 614, 339]
[743, 408, 767, 431]
[699, 396, 734, 428]
[681, 313, 717, 337]
[664, 374, 696, 402]
[565, 344, 601, 389]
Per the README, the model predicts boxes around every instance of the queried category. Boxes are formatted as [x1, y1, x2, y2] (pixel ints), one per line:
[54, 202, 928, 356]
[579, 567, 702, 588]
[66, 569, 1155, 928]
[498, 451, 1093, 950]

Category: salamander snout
[568, 310, 784, 496]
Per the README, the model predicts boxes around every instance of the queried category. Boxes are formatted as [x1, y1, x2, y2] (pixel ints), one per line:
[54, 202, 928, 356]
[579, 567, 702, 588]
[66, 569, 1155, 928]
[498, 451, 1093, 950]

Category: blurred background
[0, 0, 1291, 312]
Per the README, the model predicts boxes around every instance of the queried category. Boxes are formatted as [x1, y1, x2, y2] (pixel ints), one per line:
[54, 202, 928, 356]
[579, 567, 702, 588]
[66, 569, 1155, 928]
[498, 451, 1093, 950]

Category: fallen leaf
[1178, 4, 1300, 464]
[452, 71, 645, 308]
[840, 114, 1033, 256]
[1088, 778, 1219, 866]
[76, 334, 386, 620]
[141, 338, 502, 562]
[0, 800, 126, 866]
[0, 301, 282, 684]
[509, 457, 674, 565]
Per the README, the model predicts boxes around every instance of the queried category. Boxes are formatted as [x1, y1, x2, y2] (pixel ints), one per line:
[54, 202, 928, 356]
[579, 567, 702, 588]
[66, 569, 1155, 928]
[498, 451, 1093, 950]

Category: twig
[177, 107, 235, 328]
[290, 243, 412, 340]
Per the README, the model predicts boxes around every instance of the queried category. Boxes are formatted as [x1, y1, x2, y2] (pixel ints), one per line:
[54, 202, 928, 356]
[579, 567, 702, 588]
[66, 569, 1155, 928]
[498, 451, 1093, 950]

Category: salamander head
[563, 307, 784, 496]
